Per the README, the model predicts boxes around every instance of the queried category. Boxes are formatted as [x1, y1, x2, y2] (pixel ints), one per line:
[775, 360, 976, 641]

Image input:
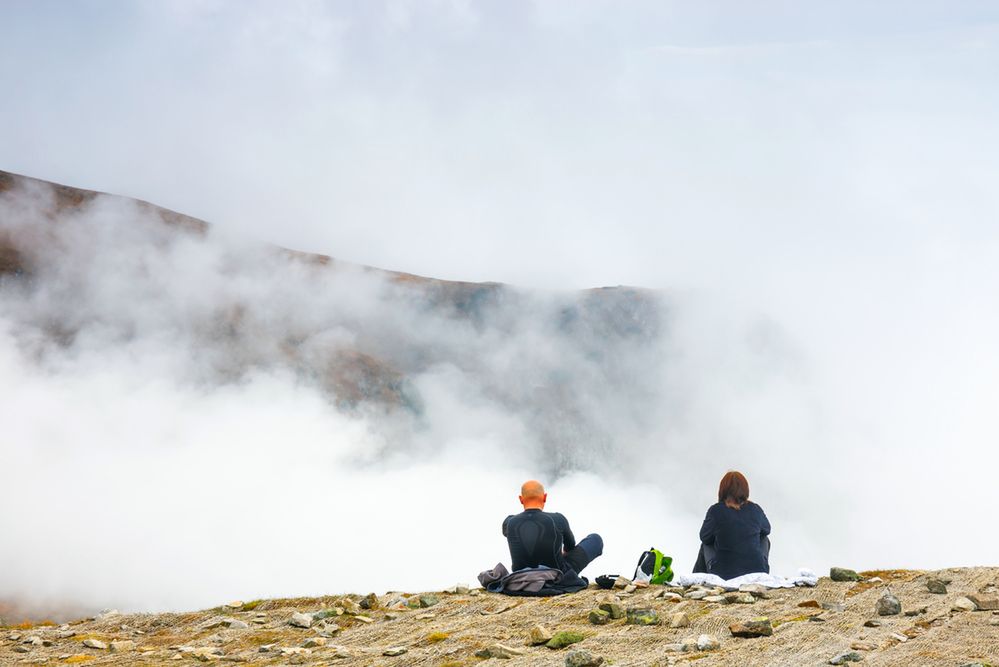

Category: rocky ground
[1, 568, 996, 667]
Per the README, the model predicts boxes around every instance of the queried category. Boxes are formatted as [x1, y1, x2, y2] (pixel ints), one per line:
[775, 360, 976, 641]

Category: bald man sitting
[502, 480, 604, 575]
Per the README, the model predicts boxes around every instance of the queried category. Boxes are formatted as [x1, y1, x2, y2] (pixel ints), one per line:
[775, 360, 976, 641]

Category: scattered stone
[289, 612, 313, 628]
[110, 640, 136, 652]
[359, 593, 380, 609]
[312, 608, 343, 621]
[23, 636, 43, 646]
[83, 639, 108, 650]
[12, 646, 30, 654]
[696, 634, 720, 651]
[729, 618, 773, 638]
[258, 644, 275, 653]
[612, 576, 631, 589]
[528, 624, 554, 645]
[417, 594, 440, 608]
[966, 595, 999, 611]
[383, 646, 408, 656]
[189, 647, 223, 662]
[850, 641, 877, 651]
[822, 602, 846, 612]
[57, 630, 76, 639]
[546, 631, 585, 650]
[863, 619, 881, 627]
[829, 651, 863, 664]
[725, 592, 756, 604]
[799, 600, 822, 608]
[658, 591, 684, 602]
[225, 600, 243, 609]
[339, 598, 362, 615]
[889, 632, 908, 643]
[302, 637, 326, 648]
[474, 643, 524, 659]
[830, 567, 862, 582]
[96, 609, 120, 620]
[625, 608, 660, 625]
[7, 632, 22, 641]
[669, 612, 690, 628]
[952, 597, 978, 612]
[588, 609, 611, 625]
[876, 590, 901, 616]
[866, 577, 883, 584]
[926, 578, 948, 594]
[739, 584, 771, 598]
[703, 595, 727, 603]
[685, 589, 709, 600]
[354, 614, 375, 623]
[328, 645, 353, 658]
[598, 601, 626, 619]
[565, 648, 605, 667]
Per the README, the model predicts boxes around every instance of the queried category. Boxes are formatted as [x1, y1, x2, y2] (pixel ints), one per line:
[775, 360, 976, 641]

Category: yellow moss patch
[773, 614, 818, 627]
[71, 634, 109, 642]
[240, 600, 263, 611]
[63, 656, 96, 664]
[426, 631, 450, 643]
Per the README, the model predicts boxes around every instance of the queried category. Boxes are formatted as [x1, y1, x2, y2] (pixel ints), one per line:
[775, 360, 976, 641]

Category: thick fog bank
[1, 178, 996, 614]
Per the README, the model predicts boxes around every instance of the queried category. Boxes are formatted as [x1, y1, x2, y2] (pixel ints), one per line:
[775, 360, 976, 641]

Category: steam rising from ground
[1, 177, 997, 614]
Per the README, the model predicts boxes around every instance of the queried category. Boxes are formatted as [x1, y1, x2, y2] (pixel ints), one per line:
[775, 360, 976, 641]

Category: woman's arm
[699, 506, 717, 545]
[758, 505, 771, 536]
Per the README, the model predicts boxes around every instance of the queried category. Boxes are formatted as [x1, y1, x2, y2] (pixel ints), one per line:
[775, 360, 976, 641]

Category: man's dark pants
[563, 533, 604, 574]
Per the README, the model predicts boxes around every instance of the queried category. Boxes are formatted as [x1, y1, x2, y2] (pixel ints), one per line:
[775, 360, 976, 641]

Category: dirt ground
[2, 567, 997, 667]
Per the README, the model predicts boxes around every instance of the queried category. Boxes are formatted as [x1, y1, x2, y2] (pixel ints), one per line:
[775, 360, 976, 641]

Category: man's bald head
[519, 480, 547, 509]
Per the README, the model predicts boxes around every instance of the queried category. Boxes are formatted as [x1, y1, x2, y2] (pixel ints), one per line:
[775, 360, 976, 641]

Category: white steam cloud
[0, 176, 834, 614]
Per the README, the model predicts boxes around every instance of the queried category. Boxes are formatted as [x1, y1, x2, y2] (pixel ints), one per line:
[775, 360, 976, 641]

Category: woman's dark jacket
[698, 501, 771, 579]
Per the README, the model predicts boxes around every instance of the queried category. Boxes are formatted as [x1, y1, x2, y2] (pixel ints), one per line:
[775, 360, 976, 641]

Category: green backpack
[633, 547, 674, 584]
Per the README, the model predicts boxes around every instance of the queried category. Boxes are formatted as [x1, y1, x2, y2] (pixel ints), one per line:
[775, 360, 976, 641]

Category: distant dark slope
[0, 168, 667, 469]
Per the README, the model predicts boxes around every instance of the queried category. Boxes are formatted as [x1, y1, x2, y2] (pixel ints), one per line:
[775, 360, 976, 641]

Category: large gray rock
[876, 590, 901, 616]
[696, 634, 720, 651]
[830, 567, 862, 582]
[729, 618, 773, 637]
[83, 639, 108, 650]
[952, 597, 978, 612]
[625, 608, 660, 625]
[967, 595, 999, 611]
[829, 651, 863, 664]
[588, 609, 611, 625]
[668, 612, 690, 628]
[289, 612, 313, 628]
[739, 584, 771, 598]
[926, 578, 947, 594]
[475, 644, 524, 659]
[566, 648, 605, 667]
[598, 601, 626, 619]
[527, 624, 553, 645]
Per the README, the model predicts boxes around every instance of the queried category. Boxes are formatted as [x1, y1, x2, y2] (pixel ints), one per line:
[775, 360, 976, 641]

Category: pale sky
[2, 0, 997, 292]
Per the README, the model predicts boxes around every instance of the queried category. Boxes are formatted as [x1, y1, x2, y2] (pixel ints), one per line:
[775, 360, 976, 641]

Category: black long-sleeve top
[699, 501, 771, 579]
[502, 509, 575, 571]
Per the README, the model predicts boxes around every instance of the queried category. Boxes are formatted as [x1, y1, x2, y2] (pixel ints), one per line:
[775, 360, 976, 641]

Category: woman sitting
[693, 470, 771, 579]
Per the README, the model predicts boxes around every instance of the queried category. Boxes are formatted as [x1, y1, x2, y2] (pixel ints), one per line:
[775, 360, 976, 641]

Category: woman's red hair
[718, 471, 750, 507]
